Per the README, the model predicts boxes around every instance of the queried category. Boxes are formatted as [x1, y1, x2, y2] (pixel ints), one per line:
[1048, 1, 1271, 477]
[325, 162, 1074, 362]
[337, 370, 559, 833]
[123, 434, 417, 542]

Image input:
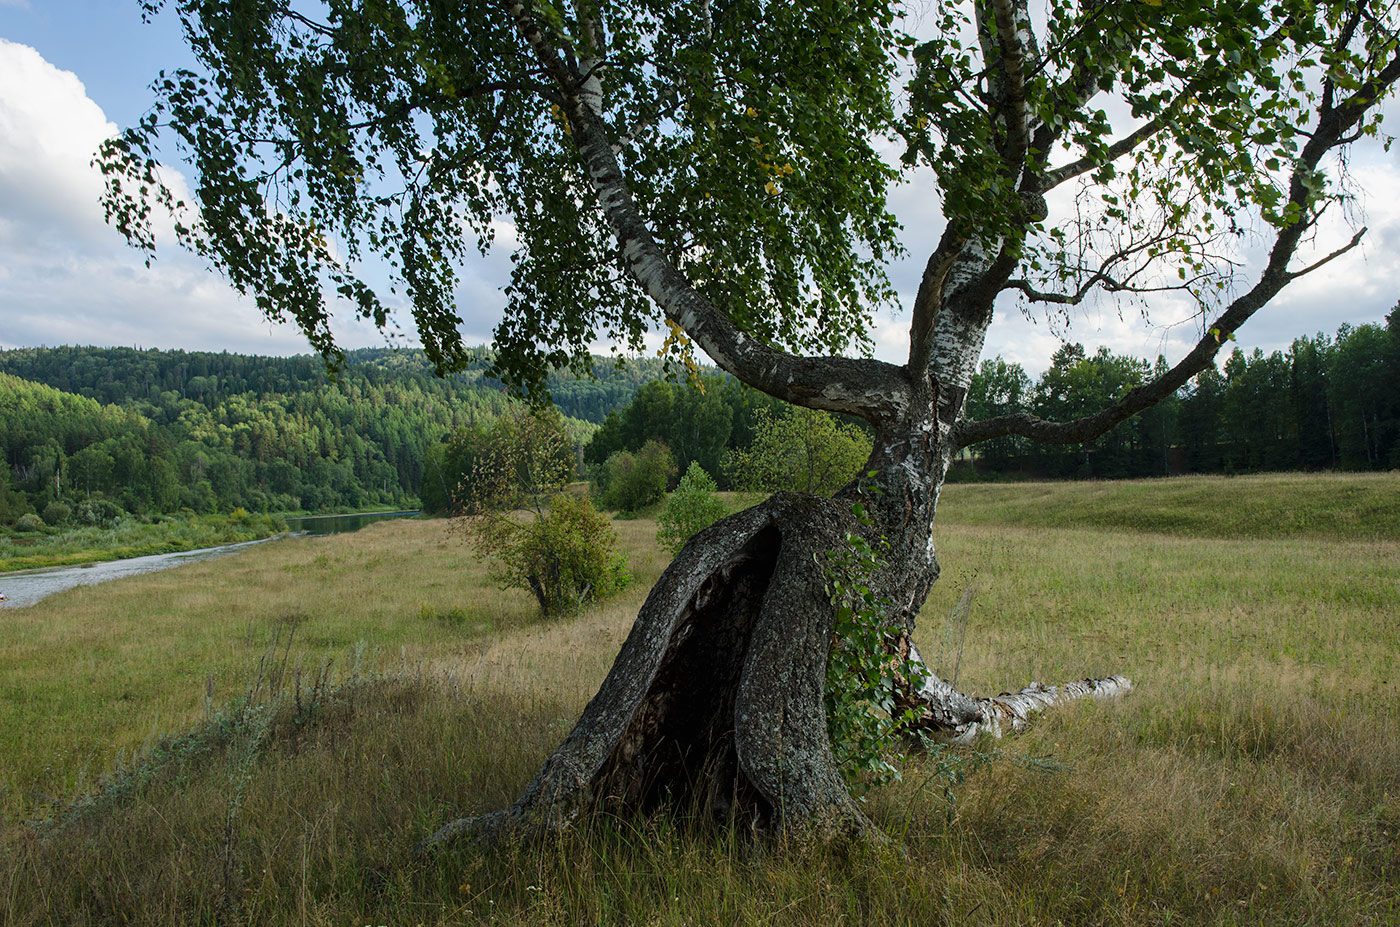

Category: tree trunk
[421, 407, 1129, 850]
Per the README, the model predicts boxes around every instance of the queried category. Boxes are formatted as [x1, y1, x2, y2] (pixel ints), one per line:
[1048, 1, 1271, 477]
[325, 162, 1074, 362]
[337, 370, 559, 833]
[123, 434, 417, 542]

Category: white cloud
[0, 41, 454, 356]
[0, 39, 116, 250]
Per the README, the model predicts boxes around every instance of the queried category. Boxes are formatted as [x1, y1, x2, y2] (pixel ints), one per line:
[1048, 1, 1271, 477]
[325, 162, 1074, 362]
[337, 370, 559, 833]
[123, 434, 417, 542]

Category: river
[0, 511, 419, 609]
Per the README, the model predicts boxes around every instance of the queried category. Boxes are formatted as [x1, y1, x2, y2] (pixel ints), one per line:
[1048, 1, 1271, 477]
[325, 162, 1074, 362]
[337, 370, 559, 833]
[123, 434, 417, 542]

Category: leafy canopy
[103, 0, 903, 391]
[99, 1, 1399, 411]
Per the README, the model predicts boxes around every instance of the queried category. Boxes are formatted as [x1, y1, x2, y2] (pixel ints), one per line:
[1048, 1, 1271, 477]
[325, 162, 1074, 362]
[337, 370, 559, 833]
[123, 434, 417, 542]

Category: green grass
[0, 511, 288, 572]
[2, 473, 1397, 926]
[938, 470, 1400, 540]
[0, 516, 670, 819]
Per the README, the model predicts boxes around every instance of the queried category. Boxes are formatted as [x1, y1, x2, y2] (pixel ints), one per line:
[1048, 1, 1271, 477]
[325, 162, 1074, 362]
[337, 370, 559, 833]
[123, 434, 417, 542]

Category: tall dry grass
[2, 475, 1397, 925]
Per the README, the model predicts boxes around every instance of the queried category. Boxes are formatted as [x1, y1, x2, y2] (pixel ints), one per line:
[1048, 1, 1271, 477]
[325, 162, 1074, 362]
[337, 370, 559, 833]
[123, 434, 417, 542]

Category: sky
[2, 2, 1399, 378]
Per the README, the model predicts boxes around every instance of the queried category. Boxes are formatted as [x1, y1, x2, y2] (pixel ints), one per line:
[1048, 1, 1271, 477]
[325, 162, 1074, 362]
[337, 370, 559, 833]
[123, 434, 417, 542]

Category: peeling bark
[903, 640, 1133, 743]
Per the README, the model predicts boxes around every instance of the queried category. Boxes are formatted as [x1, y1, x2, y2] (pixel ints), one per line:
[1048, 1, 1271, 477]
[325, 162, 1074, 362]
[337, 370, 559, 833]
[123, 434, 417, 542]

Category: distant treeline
[583, 377, 791, 484]
[0, 346, 663, 524]
[961, 310, 1400, 479]
[5, 309, 1394, 529]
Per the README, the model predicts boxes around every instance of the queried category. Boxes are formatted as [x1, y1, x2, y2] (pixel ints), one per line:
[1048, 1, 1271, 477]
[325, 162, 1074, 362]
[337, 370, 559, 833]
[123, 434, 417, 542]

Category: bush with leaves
[465, 408, 628, 618]
[473, 493, 630, 618]
[822, 508, 917, 793]
[724, 406, 872, 497]
[599, 439, 676, 514]
[14, 513, 46, 533]
[823, 502, 987, 805]
[656, 462, 729, 554]
[73, 498, 124, 528]
[41, 501, 72, 526]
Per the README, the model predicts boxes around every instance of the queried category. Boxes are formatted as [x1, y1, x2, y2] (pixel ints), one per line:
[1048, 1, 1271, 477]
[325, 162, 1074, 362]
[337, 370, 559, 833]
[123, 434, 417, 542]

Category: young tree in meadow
[102, 0, 1400, 841]
[655, 461, 729, 555]
[467, 407, 628, 618]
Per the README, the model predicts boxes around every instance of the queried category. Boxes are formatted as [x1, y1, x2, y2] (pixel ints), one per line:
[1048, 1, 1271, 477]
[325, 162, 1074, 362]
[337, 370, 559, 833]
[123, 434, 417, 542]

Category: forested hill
[0, 345, 666, 521]
[0, 345, 671, 425]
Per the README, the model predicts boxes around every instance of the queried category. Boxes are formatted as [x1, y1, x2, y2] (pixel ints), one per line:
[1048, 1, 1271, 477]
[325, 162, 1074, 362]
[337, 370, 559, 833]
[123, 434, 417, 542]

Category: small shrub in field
[656, 462, 728, 554]
[42, 501, 72, 526]
[15, 512, 46, 533]
[600, 440, 676, 514]
[474, 493, 630, 618]
[459, 407, 626, 618]
[417, 602, 470, 626]
[74, 498, 124, 528]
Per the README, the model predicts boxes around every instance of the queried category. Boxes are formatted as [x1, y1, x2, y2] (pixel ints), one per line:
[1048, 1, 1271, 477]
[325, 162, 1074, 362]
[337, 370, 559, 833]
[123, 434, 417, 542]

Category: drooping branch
[504, 0, 912, 422]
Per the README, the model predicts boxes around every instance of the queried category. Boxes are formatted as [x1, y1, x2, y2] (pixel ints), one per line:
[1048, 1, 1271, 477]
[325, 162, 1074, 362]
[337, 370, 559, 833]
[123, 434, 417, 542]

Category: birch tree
[100, 0, 1400, 841]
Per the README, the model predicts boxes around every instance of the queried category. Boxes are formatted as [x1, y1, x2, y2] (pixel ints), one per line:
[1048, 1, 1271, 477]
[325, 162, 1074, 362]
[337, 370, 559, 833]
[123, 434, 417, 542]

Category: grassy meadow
[2, 472, 1398, 925]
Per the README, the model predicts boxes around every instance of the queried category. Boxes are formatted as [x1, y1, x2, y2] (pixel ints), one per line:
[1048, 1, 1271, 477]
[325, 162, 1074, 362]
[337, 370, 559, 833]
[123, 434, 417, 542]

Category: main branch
[504, 0, 911, 422]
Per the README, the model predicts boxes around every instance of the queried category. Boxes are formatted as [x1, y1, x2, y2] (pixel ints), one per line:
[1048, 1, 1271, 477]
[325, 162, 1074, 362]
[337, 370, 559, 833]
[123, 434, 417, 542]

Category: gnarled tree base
[419, 494, 1132, 853]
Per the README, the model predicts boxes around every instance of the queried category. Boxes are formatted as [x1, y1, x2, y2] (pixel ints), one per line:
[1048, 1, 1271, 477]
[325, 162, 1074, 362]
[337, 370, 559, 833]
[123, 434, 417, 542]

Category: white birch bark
[907, 642, 1133, 743]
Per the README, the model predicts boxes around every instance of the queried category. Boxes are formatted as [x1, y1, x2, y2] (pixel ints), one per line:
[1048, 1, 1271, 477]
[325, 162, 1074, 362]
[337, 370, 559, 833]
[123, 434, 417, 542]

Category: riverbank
[0, 511, 288, 573]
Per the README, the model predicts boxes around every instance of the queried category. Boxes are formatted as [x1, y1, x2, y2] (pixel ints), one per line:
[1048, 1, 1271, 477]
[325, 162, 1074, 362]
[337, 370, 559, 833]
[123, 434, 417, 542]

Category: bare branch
[284, 9, 335, 37]
[1004, 272, 1213, 306]
[1285, 227, 1366, 282]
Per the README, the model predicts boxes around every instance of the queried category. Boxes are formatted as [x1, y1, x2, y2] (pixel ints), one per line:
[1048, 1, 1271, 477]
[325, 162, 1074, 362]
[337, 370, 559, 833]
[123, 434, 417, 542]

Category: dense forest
[0, 346, 663, 524]
[960, 311, 1400, 479]
[4, 312, 1396, 529]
